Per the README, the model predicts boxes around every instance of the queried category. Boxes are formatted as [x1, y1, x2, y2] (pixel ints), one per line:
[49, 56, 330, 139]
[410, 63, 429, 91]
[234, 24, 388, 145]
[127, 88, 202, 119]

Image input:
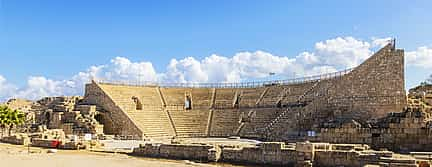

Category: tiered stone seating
[160, 88, 188, 106]
[168, 110, 210, 137]
[124, 108, 175, 138]
[259, 86, 285, 107]
[266, 106, 305, 140]
[209, 109, 241, 137]
[98, 84, 162, 110]
[214, 88, 237, 108]
[96, 81, 322, 140]
[97, 84, 175, 138]
[191, 88, 212, 108]
[239, 108, 282, 138]
[239, 88, 265, 108]
[281, 83, 316, 104]
[263, 82, 322, 140]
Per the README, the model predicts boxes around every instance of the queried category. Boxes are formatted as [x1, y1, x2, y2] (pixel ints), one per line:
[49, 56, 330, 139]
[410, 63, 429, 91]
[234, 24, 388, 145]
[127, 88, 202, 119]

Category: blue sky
[0, 0, 431, 100]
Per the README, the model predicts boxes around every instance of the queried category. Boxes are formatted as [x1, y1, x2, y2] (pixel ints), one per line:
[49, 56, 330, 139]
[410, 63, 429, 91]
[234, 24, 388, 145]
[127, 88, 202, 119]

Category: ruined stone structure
[409, 84, 432, 106]
[4, 98, 34, 112]
[79, 42, 429, 152]
[3, 98, 36, 125]
[314, 84, 432, 152]
[32, 96, 104, 136]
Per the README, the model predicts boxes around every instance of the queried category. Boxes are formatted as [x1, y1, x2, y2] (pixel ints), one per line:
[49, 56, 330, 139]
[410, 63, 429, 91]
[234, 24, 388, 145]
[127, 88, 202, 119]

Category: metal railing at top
[94, 68, 354, 88]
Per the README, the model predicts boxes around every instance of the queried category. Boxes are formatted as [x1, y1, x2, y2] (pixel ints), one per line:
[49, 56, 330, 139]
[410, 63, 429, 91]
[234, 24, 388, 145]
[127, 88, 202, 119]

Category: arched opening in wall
[234, 94, 241, 108]
[132, 96, 142, 110]
[185, 96, 192, 110]
[93, 112, 115, 135]
[45, 112, 51, 126]
[276, 100, 282, 108]
[94, 113, 103, 123]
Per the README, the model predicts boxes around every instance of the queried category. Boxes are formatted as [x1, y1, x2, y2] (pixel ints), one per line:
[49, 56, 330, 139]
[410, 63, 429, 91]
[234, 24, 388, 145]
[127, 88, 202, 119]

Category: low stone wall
[316, 110, 432, 152]
[1, 134, 30, 145]
[59, 141, 86, 150]
[315, 150, 374, 167]
[159, 144, 216, 161]
[31, 138, 61, 148]
[132, 143, 219, 162]
[222, 142, 297, 166]
[319, 128, 372, 145]
[132, 143, 161, 157]
[132, 142, 421, 167]
[313, 144, 419, 167]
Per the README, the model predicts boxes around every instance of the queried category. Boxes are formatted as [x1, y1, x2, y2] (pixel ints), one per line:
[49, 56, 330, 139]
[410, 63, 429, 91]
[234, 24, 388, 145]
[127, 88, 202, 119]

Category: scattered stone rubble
[2, 127, 87, 150]
[1, 96, 105, 150]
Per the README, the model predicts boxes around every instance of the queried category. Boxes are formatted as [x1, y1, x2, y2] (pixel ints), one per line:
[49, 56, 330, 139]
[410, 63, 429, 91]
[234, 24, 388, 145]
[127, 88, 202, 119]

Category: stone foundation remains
[132, 141, 422, 167]
[31, 96, 104, 136]
[0, 133, 31, 146]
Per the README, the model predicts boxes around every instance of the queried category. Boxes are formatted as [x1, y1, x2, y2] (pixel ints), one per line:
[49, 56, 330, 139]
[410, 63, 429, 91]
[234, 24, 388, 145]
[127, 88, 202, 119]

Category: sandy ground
[0, 143, 246, 167]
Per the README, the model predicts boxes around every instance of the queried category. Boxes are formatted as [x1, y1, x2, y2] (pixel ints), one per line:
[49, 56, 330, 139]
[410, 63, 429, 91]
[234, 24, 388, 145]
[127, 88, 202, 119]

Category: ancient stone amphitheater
[6, 41, 432, 166]
[81, 42, 409, 144]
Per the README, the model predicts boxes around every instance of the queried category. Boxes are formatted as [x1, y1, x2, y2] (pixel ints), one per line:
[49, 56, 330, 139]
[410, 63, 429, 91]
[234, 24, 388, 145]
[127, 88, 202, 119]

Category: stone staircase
[239, 88, 266, 108]
[261, 81, 321, 138]
[239, 108, 282, 138]
[258, 86, 285, 107]
[279, 82, 317, 104]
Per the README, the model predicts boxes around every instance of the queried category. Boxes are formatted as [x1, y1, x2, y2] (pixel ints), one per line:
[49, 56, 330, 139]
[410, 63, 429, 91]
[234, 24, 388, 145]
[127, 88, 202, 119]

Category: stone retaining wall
[31, 138, 61, 148]
[315, 109, 432, 152]
[222, 142, 297, 166]
[1, 135, 30, 145]
[132, 143, 219, 162]
[326, 44, 406, 120]
[83, 81, 143, 138]
[159, 144, 216, 161]
[131, 142, 419, 166]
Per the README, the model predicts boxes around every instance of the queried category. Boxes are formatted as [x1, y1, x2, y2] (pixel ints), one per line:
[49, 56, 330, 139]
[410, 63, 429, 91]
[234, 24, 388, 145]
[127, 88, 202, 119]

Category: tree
[0, 105, 25, 136]
[7, 109, 25, 136]
[0, 106, 8, 137]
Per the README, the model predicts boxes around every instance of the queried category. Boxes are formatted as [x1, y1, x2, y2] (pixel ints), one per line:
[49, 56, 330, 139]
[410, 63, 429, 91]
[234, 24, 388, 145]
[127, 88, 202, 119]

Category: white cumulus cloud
[160, 37, 373, 84]
[372, 37, 392, 48]
[313, 37, 372, 68]
[14, 76, 64, 100]
[406, 46, 432, 69]
[161, 57, 208, 83]
[0, 75, 18, 102]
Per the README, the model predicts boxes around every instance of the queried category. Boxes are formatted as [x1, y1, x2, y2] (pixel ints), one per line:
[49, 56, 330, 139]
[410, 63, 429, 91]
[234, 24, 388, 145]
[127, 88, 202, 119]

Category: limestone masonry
[81, 42, 418, 150]
[4, 41, 432, 166]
